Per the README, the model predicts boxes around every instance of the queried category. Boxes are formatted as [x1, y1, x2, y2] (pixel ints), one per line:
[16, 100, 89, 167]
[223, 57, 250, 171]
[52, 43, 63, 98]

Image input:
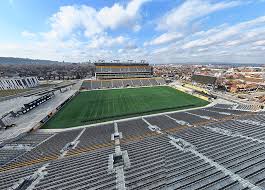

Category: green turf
[43, 86, 209, 129]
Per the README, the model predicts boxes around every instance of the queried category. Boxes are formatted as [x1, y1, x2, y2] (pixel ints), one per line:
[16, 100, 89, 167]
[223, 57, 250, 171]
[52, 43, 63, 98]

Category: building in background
[0, 77, 39, 90]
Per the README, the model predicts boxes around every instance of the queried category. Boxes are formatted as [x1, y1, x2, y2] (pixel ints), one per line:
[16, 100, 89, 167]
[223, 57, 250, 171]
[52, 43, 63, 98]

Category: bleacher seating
[34, 148, 116, 190]
[118, 119, 150, 138]
[145, 115, 181, 130]
[112, 80, 123, 88]
[149, 78, 158, 85]
[1, 105, 265, 189]
[91, 81, 101, 89]
[0, 149, 25, 165]
[0, 165, 40, 189]
[95, 66, 152, 73]
[122, 79, 133, 87]
[206, 107, 248, 115]
[141, 79, 151, 86]
[234, 104, 261, 112]
[81, 78, 166, 90]
[155, 78, 166, 85]
[213, 104, 235, 109]
[7, 132, 53, 146]
[101, 80, 112, 89]
[189, 109, 230, 120]
[68, 124, 113, 152]
[0, 132, 53, 166]
[95, 63, 153, 80]
[168, 112, 208, 124]
[131, 79, 142, 86]
[213, 103, 262, 112]
[9, 129, 81, 165]
[191, 74, 217, 85]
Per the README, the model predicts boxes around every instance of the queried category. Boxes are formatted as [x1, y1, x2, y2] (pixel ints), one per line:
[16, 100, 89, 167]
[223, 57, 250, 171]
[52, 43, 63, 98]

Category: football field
[43, 86, 209, 129]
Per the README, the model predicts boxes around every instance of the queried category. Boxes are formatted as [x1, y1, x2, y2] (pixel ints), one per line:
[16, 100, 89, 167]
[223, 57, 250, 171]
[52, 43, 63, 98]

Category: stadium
[1, 61, 265, 190]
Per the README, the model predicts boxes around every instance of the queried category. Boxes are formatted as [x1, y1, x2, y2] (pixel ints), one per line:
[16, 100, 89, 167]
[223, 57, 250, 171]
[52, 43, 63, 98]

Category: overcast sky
[0, 0, 265, 63]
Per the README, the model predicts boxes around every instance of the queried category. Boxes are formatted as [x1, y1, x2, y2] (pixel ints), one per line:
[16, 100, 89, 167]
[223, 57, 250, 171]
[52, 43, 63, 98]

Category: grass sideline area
[43, 86, 209, 129]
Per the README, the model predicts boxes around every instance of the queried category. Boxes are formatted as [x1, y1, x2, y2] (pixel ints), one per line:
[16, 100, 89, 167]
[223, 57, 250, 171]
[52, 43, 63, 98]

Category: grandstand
[213, 103, 262, 112]
[2, 103, 265, 189]
[81, 77, 166, 90]
[95, 62, 153, 79]
[191, 74, 217, 87]
[81, 61, 165, 90]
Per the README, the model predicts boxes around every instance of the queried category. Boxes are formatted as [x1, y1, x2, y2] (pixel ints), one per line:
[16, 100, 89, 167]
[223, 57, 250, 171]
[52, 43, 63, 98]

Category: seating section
[0, 132, 53, 166]
[122, 79, 133, 86]
[91, 81, 101, 89]
[213, 103, 261, 112]
[206, 114, 265, 141]
[101, 80, 112, 88]
[191, 74, 217, 85]
[122, 135, 169, 189]
[118, 119, 150, 137]
[8, 132, 54, 146]
[112, 80, 123, 88]
[96, 66, 152, 73]
[141, 79, 150, 86]
[168, 112, 208, 124]
[1, 105, 265, 189]
[235, 104, 261, 112]
[122, 134, 243, 190]
[213, 104, 235, 109]
[145, 115, 181, 129]
[0, 164, 40, 189]
[0, 149, 25, 165]
[149, 78, 158, 85]
[34, 148, 116, 190]
[206, 107, 248, 115]
[80, 81, 91, 89]
[174, 125, 265, 188]
[81, 78, 166, 90]
[95, 65, 153, 79]
[155, 78, 166, 85]
[188, 109, 231, 120]
[73, 124, 113, 149]
[131, 79, 142, 86]
[10, 129, 81, 164]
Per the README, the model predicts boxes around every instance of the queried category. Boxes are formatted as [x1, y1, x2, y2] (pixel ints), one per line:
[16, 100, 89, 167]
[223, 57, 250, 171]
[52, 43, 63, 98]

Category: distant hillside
[0, 57, 74, 64]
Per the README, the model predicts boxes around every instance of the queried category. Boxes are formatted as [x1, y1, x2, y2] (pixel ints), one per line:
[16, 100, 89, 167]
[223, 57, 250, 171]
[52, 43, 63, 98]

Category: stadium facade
[94, 62, 153, 80]
[0, 77, 39, 90]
